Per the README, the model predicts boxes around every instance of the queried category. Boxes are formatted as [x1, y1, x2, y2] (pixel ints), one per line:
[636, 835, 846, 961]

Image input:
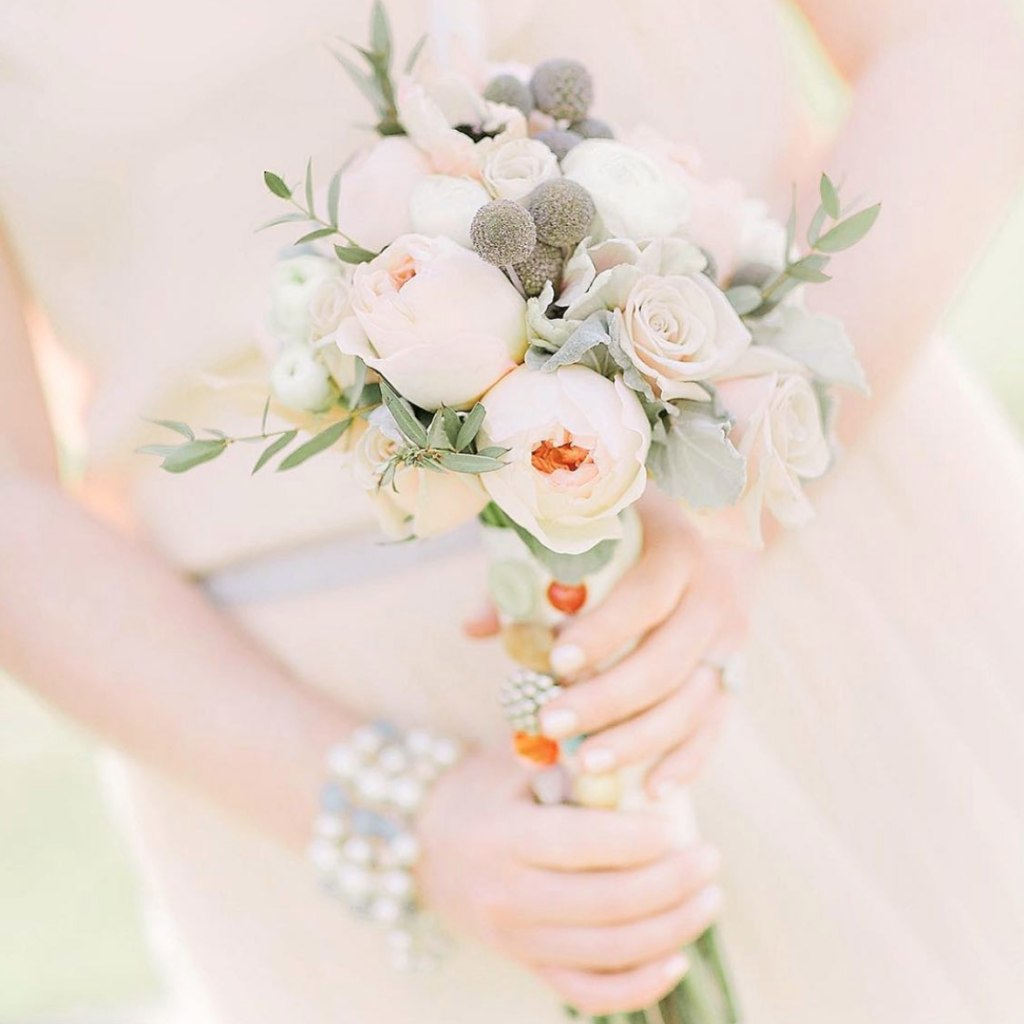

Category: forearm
[791, 3, 1024, 438]
[0, 472, 357, 851]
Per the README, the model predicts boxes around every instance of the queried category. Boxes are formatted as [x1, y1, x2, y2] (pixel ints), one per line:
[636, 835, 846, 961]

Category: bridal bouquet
[143, 4, 877, 1020]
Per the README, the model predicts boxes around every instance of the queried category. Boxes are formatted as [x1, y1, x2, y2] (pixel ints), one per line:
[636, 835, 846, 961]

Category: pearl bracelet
[308, 721, 463, 971]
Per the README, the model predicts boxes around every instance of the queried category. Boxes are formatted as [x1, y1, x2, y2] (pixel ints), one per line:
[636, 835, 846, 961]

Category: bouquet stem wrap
[482, 510, 740, 1024]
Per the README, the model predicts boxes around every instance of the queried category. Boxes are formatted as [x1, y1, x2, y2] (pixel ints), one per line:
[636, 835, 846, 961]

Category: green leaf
[277, 419, 351, 471]
[426, 410, 453, 450]
[252, 430, 298, 474]
[146, 418, 194, 440]
[784, 184, 797, 256]
[815, 204, 881, 253]
[807, 205, 828, 247]
[256, 211, 308, 232]
[786, 254, 832, 283]
[327, 167, 343, 228]
[304, 157, 316, 218]
[436, 451, 506, 474]
[405, 33, 428, 73]
[334, 244, 378, 265]
[264, 171, 292, 199]
[371, 1, 392, 63]
[161, 439, 228, 473]
[330, 47, 385, 113]
[346, 356, 368, 408]
[519, 529, 618, 583]
[476, 446, 508, 459]
[725, 285, 762, 316]
[441, 406, 462, 448]
[380, 382, 428, 447]
[260, 395, 271, 436]
[647, 405, 746, 509]
[455, 403, 486, 452]
[819, 173, 841, 219]
[136, 444, 183, 458]
[294, 227, 338, 245]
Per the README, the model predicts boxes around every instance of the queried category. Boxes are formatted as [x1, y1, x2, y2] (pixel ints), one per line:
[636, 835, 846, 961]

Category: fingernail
[581, 747, 616, 773]
[663, 952, 690, 982]
[550, 643, 586, 679]
[693, 885, 724, 917]
[540, 708, 579, 739]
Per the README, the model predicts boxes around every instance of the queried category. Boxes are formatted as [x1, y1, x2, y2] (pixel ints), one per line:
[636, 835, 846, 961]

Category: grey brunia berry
[470, 200, 538, 267]
[514, 242, 565, 298]
[571, 117, 614, 140]
[535, 128, 584, 161]
[531, 59, 594, 123]
[525, 179, 596, 248]
[483, 74, 534, 116]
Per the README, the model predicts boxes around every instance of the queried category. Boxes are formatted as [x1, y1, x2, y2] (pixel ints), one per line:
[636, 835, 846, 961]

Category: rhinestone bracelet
[308, 721, 463, 971]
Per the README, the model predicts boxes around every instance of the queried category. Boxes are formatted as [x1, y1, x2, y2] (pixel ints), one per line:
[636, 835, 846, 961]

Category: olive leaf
[278, 419, 351, 471]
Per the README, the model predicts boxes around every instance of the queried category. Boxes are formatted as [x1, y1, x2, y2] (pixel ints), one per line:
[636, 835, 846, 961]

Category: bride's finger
[645, 698, 731, 798]
[572, 666, 723, 776]
[539, 590, 719, 741]
[547, 517, 696, 681]
[461, 599, 500, 638]
[537, 953, 691, 1017]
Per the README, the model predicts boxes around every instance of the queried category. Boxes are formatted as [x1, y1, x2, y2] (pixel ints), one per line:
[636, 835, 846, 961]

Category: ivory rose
[709, 373, 831, 546]
[482, 138, 560, 201]
[335, 137, 431, 252]
[561, 140, 691, 241]
[620, 272, 752, 400]
[477, 364, 651, 555]
[334, 235, 527, 410]
[354, 408, 488, 540]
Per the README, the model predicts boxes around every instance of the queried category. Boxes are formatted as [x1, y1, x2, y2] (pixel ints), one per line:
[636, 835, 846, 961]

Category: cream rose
[562, 140, 691, 241]
[307, 276, 352, 341]
[477, 364, 651, 555]
[620, 272, 751, 401]
[335, 234, 527, 410]
[269, 254, 343, 344]
[482, 138, 560, 201]
[335, 137, 431, 252]
[353, 408, 489, 539]
[710, 373, 831, 545]
[409, 174, 490, 248]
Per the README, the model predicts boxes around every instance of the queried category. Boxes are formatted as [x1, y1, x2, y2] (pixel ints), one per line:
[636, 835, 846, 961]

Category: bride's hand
[466, 493, 760, 797]
[417, 746, 723, 1015]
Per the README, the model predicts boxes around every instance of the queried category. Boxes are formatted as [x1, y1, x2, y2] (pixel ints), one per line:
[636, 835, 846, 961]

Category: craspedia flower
[483, 74, 534, 116]
[525, 179, 596, 248]
[535, 128, 584, 161]
[471, 199, 538, 266]
[531, 59, 594, 122]
[571, 117, 614, 140]
[514, 242, 565, 297]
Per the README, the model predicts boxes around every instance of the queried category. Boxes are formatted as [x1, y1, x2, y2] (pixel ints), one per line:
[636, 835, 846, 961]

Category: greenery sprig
[725, 174, 881, 317]
[375, 382, 507, 489]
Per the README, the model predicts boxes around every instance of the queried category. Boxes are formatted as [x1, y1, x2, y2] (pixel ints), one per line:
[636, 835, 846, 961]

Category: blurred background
[2, 3, 1023, 1021]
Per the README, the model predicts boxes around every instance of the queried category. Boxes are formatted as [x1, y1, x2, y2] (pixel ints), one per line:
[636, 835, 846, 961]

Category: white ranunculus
[482, 138, 560, 201]
[353, 408, 489, 539]
[334, 234, 527, 410]
[711, 373, 831, 545]
[409, 175, 490, 248]
[619, 272, 752, 401]
[308, 276, 352, 341]
[269, 254, 343, 344]
[335, 137, 431, 252]
[269, 345, 336, 412]
[562, 140, 691, 241]
[477, 364, 651, 555]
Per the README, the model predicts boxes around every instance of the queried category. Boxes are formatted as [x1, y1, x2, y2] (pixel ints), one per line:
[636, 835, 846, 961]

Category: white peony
[353, 407, 489, 539]
[335, 137, 431, 252]
[477, 364, 651, 555]
[269, 345, 336, 412]
[482, 138, 560, 201]
[562, 140, 691, 241]
[334, 234, 527, 410]
[409, 174, 490, 248]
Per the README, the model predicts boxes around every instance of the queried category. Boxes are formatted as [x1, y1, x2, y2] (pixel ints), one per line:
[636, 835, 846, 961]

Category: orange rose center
[531, 440, 592, 475]
[390, 255, 417, 290]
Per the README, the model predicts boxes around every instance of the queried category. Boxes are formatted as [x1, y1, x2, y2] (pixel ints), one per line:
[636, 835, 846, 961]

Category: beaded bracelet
[308, 721, 463, 971]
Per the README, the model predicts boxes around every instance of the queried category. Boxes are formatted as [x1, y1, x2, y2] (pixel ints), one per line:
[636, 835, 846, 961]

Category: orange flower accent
[547, 581, 588, 615]
[513, 732, 561, 766]
[389, 255, 417, 290]
[531, 440, 591, 475]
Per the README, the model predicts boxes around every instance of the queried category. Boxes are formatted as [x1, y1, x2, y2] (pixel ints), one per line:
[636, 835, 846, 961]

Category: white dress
[2, 2, 1023, 1021]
